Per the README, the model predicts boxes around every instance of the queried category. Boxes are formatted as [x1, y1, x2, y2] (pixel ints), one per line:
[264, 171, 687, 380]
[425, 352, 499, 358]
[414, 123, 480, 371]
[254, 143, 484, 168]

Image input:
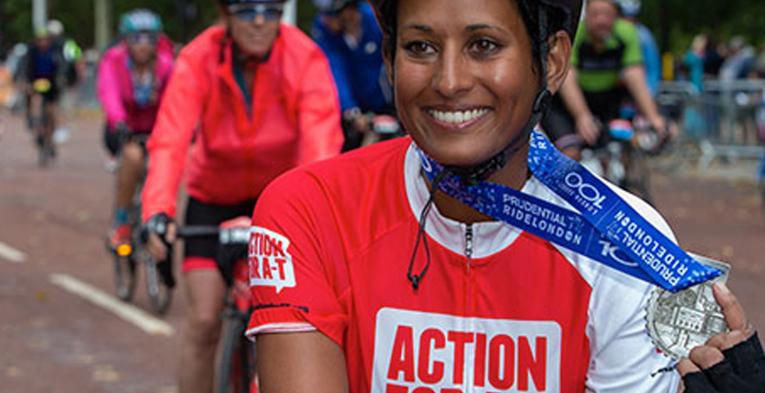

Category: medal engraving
[646, 253, 731, 359]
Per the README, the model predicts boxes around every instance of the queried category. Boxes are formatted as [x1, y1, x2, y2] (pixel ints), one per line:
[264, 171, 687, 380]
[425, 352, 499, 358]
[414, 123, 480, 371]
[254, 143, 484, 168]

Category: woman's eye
[404, 41, 436, 56]
[470, 39, 500, 55]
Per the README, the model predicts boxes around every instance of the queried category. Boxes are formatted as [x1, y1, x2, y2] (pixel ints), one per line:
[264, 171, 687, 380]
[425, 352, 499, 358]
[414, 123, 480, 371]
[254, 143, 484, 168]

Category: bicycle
[172, 222, 257, 393]
[580, 114, 667, 205]
[109, 134, 175, 315]
[28, 78, 56, 167]
[343, 112, 403, 151]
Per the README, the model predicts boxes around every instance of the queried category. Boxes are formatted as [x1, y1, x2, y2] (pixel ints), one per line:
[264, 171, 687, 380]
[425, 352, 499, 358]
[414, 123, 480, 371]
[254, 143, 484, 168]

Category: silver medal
[646, 253, 731, 359]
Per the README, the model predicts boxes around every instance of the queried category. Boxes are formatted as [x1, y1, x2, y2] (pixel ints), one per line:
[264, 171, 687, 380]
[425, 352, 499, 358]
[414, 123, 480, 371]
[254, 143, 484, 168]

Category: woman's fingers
[706, 329, 748, 351]
[689, 345, 726, 370]
[677, 358, 702, 376]
[712, 283, 749, 331]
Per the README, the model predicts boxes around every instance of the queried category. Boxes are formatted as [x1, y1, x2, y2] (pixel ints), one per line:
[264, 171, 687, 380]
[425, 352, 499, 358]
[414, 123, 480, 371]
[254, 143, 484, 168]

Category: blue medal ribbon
[417, 130, 721, 292]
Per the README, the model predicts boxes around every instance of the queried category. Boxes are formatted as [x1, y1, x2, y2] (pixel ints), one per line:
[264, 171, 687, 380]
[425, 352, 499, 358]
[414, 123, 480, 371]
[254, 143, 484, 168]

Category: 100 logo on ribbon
[564, 172, 606, 210]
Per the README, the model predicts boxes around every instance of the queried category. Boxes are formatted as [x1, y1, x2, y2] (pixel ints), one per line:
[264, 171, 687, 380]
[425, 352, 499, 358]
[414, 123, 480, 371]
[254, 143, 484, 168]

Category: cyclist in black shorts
[20, 28, 65, 155]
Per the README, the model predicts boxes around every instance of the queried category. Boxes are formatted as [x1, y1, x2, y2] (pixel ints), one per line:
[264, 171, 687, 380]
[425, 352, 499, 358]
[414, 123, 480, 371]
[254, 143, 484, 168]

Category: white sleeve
[585, 281, 679, 392]
[584, 187, 681, 392]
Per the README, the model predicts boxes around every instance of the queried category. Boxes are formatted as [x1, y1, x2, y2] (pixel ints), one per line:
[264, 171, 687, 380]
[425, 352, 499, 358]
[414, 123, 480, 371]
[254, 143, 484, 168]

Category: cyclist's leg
[107, 127, 128, 245]
[112, 138, 146, 244]
[178, 198, 256, 393]
[103, 124, 121, 158]
[540, 95, 583, 159]
[42, 89, 59, 155]
[179, 269, 226, 393]
[29, 93, 44, 143]
[116, 140, 145, 210]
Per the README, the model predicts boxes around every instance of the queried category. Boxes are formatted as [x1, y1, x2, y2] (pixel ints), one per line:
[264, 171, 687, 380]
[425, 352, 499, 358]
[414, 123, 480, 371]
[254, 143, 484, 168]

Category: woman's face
[392, 0, 541, 167]
[127, 34, 157, 65]
[226, 5, 281, 58]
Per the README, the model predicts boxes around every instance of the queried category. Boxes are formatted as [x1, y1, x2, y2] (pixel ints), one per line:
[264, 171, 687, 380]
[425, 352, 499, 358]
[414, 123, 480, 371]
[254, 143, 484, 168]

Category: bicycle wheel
[113, 254, 137, 301]
[216, 315, 256, 393]
[144, 256, 173, 315]
[38, 136, 54, 168]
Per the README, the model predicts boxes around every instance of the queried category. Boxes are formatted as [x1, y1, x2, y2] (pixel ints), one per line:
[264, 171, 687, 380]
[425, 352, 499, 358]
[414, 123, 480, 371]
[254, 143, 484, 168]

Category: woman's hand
[677, 283, 765, 392]
[145, 213, 176, 262]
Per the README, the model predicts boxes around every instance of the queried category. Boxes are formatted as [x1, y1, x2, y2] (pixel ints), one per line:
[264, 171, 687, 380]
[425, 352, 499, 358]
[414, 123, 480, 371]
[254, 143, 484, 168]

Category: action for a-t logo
[249, 227, 296, 293]
[372, 308, 561, 393]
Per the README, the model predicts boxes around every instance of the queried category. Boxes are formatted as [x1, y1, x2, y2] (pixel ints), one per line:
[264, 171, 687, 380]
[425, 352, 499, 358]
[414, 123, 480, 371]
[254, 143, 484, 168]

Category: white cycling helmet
[617, 0, 641, 17]
[47, 19, 64, 36]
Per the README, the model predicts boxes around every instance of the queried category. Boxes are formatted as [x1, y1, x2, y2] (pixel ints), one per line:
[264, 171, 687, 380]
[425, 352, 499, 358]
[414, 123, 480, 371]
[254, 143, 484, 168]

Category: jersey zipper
[465, 223, 474, 260]
[464, 223, 474, 391]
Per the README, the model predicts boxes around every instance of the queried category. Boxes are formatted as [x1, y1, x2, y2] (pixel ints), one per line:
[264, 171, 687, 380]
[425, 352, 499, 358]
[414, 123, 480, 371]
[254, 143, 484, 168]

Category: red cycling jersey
[247, 138, 680, 392]
[141, 24, 343, 222]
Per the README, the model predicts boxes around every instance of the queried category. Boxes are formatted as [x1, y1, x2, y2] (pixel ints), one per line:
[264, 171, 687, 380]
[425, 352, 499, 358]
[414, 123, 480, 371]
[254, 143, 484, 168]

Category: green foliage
[640, 0, 765, 53]
[2, 0, 763, 55]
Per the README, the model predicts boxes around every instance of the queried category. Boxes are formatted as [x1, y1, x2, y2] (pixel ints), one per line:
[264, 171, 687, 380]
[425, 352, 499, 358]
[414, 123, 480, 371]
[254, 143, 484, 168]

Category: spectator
[719, 36, 756, 81]
[703, 36, 725, 77]
[683, 34, 707, 92]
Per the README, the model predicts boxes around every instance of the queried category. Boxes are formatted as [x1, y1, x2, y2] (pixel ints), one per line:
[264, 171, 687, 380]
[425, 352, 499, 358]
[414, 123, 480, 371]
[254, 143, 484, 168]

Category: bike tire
[37, 134, 51, 168]
[145, 256, 173, 315]
[36, 109, 55, 168]
[113, 255, 137, 301]
[216, 315, 256, 393]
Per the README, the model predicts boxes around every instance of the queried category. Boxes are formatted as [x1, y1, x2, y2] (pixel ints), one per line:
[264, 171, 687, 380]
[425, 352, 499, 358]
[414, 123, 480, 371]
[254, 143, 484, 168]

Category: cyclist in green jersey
[542, 0, 666, 158]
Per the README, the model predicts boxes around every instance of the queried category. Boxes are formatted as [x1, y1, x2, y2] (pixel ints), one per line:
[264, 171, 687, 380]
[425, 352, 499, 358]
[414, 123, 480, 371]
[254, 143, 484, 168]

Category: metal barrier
[657, 79, 765, 171]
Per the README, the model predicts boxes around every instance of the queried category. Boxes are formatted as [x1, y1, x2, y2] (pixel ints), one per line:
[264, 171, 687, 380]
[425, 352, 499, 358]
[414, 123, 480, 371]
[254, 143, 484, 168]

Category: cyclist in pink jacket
[97, 9, 174, 249]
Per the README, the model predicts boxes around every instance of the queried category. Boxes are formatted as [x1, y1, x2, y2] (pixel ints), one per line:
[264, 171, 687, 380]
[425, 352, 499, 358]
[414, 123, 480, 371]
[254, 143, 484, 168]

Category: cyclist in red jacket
[141, 1, 343, 392]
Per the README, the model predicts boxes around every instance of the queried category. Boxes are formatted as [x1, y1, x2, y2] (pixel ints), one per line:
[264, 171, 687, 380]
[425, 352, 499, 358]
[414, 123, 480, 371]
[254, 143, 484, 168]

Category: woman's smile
[424, 106, 493, 130]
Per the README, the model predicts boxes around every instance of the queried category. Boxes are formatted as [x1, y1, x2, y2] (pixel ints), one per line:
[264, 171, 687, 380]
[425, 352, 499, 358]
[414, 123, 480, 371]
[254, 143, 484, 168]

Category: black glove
[143, 213, 176, 288]
[684, 332, 765, 393]
[144, 213, 172, 241]
[114, 122, 132, 145]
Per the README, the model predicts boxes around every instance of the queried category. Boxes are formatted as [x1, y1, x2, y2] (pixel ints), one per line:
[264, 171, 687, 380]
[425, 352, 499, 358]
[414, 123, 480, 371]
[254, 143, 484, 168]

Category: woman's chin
[418, 143, 495, 168]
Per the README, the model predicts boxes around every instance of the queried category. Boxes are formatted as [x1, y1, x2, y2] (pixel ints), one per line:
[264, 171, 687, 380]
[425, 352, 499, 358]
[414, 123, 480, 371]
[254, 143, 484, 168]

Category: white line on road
[0, 241, 26, 263]
[49, 274, 175, 337]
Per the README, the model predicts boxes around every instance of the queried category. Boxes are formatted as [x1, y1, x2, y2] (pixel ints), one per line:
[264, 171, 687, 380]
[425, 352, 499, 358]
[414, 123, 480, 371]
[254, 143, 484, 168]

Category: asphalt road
[1, 109, 763, 392]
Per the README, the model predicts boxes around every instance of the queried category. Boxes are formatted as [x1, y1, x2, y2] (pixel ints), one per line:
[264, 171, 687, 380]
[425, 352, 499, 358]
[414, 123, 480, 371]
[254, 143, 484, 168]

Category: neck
[430, 143, 530, 224]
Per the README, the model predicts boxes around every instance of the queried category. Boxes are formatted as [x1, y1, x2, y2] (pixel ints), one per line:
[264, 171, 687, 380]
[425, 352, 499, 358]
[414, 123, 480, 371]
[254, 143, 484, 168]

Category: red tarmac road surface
[1, 110, 763, 392]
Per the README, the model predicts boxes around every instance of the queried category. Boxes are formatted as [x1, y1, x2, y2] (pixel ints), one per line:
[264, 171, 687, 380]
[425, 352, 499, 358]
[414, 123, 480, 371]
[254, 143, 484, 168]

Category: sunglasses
[126, 32, 158, 45]
[228, 3, 284, 22]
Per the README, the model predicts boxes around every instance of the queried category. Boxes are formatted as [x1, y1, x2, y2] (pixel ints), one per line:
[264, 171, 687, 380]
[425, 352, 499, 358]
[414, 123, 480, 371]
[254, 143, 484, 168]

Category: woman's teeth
[429, 108, 489, 124]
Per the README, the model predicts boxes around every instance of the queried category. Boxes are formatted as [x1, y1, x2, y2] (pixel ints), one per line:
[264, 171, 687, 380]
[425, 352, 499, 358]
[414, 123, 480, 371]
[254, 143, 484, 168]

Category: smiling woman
[393, 0, 548, 170]
[243, 0, 733, 392]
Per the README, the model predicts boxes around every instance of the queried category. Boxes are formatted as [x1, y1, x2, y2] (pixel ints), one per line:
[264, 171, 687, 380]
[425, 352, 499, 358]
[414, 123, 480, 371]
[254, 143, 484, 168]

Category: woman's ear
[545, 30, 572, 94]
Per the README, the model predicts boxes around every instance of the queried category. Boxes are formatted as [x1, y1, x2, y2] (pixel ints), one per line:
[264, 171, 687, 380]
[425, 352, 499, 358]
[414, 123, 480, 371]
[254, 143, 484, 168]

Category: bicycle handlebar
[174, 225, 250, 246]
[176, 225, 220, 239]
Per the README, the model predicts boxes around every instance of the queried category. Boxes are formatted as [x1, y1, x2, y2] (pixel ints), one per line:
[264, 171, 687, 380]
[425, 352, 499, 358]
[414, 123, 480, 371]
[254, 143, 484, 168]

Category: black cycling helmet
[370, 0, 582, 39]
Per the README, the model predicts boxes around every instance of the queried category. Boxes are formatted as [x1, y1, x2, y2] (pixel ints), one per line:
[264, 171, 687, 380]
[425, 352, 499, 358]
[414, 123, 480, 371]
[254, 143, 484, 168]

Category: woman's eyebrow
[466, 23, 506, 33]
[400, 24, 433, 33]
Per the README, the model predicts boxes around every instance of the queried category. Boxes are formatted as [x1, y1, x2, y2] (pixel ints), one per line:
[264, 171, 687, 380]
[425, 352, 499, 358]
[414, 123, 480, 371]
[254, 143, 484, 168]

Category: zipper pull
[465, 224, 474, 259]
